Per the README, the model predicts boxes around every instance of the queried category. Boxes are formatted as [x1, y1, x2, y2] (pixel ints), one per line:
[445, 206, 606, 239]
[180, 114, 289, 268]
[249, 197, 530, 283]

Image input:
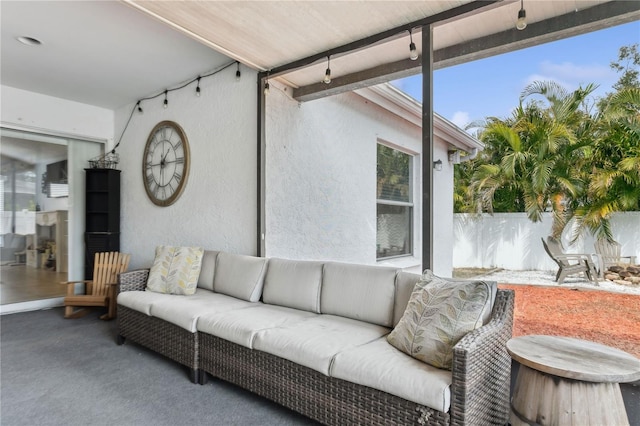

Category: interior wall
[1, 86, 114, 144]
[114, 67, 258, 269]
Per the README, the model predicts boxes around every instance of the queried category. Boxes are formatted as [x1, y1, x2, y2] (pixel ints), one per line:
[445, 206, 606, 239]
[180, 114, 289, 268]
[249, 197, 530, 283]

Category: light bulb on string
[236, 62, 241, 81]
[324, 56, 331, 84]
[264, 81, 270, 95]
[516, 0, 527, 30]
[409, 29, 418, 61]
[163, 90, 168, 109]
[136, 101, 143, 114]
[195, 77, 201, 97]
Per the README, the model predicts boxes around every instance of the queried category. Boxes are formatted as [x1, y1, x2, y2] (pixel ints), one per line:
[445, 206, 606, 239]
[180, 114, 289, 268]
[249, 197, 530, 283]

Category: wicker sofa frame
[117, 269, 514, 425]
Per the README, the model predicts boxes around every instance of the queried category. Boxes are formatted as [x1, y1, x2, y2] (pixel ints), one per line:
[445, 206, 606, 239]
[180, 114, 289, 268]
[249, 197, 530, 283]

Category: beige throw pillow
[146, 246, 204, 295]
[387, 270, 490, 370]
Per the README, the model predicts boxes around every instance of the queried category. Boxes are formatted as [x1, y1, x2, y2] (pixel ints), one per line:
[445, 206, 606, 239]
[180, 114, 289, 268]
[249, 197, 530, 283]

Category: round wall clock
[143, 120, 190, 206]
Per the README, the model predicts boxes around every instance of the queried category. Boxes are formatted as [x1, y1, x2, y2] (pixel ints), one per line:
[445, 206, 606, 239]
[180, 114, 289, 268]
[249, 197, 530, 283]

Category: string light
[264, 80, 270, 95]
[516, 0, 527, 30]
[324, 56, 332, 84]
[113, 61, 237, 158]
[195, 77, 201, 97]
[236, 62, 241, 81]
[409, 29, 418, 61]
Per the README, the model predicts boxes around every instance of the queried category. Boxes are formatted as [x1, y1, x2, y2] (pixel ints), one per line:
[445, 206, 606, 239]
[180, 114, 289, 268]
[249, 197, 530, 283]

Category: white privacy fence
[453, 212, 640, 271]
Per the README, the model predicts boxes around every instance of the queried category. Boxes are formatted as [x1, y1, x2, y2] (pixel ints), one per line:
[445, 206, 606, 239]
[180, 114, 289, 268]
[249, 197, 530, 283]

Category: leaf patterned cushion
[387, 270, 491, 370]
[146, 246, 204, 295]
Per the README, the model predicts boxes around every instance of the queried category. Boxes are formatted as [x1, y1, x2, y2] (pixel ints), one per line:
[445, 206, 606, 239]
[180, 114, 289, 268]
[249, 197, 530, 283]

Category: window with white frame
[376, 143, 413, 259]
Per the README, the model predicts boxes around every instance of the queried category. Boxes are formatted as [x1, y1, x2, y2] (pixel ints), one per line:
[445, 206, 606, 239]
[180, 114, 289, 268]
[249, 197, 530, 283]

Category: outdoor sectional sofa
[116, 250, 514, 425]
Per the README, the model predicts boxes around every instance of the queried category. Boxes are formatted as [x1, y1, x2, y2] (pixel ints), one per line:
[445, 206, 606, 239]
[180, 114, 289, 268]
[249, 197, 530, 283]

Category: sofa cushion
[387, 270, 491, 370]
[331, 337, 452, 413]
[197, 250, 219, 291]
[197, 304, 317, 348]
[117, 290, 174, 315]
[146, 246, 204, 295]
[213, 252, 268, 302]
[262, 258, 323, 313]
[321, 262, 398, 327]
[150, 289, 255, 332]
[394, 271, 421, 326]
[253, 315, 389, 375]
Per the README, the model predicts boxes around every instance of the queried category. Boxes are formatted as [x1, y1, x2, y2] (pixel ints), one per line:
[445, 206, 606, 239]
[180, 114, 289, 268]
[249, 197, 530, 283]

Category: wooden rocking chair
[62, 252, 130, 320]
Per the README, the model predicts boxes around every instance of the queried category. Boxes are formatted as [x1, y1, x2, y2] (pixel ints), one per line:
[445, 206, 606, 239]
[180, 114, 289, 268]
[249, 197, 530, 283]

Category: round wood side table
[507, 335, 640, 426]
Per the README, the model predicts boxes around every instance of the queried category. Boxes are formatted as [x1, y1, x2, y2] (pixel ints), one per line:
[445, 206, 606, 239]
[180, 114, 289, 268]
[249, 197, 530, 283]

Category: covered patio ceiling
[126, 0, 639, 101]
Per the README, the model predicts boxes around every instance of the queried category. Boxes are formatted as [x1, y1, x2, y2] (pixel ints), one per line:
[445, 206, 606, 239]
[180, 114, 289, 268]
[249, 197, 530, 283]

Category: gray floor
[1, 307, 638, 425]
[1, 308, 316, 426]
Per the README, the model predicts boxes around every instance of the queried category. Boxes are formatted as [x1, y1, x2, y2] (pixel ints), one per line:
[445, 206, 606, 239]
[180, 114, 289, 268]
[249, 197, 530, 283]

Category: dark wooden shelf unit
[84, 168, 120, 279]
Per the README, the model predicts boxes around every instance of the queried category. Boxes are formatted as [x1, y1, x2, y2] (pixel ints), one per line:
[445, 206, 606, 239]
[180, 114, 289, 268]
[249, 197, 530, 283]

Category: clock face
[143, 121, 190, 206]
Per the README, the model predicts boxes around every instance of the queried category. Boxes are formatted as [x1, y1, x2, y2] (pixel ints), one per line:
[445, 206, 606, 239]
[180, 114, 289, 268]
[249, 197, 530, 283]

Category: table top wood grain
[507, 335, 640, 383]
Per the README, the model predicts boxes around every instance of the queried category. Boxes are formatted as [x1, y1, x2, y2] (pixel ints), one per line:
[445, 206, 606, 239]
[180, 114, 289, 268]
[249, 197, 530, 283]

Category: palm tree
[468, 81, 596, 238]
[573, 87, 640, 241]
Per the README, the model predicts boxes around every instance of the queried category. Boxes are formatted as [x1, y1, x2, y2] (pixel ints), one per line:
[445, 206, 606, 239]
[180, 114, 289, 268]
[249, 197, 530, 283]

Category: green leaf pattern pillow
[387, 271, 490, 370]
[146, 246, 204, 295]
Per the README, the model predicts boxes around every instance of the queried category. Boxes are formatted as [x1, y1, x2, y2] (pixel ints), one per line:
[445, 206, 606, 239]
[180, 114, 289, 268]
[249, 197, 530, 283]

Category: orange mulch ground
[499, 284, 640, 358]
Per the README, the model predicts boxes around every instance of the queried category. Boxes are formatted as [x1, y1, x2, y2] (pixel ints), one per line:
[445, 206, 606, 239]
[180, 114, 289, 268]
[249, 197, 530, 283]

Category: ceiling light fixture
[195, 77, 201, 97]
[324, 56, 332, 84]
[409, 29, 418, 61]
[235, 62, 241, 81]
[16, 36, 42, 46]
[516, 0, 527, 30]
[163, 90, 168, 108]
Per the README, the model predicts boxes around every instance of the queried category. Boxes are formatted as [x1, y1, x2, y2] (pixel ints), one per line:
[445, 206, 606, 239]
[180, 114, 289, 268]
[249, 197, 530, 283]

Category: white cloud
[450, 111, 470, 129]
[539, 60, 613, 82]
[522, 61, 617, 96]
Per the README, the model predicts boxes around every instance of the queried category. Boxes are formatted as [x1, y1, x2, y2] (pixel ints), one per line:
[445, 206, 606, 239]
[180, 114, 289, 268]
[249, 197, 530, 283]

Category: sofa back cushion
[197, 250, 220, 291]
[321, 262, 398, 327]
[262, 258, 323, 313]
[394, 271, 422, 326]
[213, 252, 268, 302]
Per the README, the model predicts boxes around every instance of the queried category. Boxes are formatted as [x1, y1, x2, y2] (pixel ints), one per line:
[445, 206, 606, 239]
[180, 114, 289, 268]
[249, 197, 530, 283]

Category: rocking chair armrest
[60, 280, 91, 286]
[555, 253, 592, 261]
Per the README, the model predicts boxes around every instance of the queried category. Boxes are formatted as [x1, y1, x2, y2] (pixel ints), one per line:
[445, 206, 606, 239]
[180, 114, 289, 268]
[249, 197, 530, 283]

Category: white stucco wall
[265, 83, 455, 276]
[453, 211, 640, 270]
[114, 68, 258, 269]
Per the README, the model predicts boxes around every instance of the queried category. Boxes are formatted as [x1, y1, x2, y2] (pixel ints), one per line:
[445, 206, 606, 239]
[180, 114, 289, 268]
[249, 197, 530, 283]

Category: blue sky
[391, 21, 639, 129]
